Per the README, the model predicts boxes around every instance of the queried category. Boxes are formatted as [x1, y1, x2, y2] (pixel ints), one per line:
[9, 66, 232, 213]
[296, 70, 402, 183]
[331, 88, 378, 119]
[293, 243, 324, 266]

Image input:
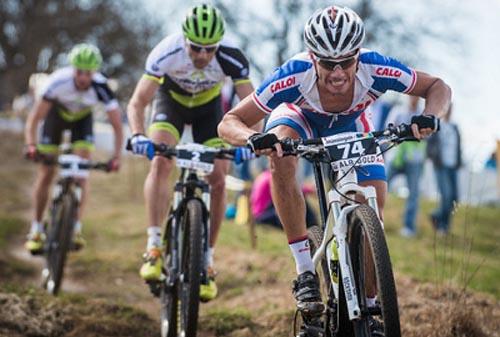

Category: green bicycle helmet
[68, 43, 103, 71]
[183, 4, 225, 45]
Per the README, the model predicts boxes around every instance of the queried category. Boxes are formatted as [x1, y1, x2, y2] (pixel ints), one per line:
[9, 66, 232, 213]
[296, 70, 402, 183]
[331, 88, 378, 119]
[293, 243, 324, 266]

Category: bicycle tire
[46, 193, 76, 295]
[179, 199, 204, 337]
[343, 204, 401, 337]
[160, 215, 178, 337]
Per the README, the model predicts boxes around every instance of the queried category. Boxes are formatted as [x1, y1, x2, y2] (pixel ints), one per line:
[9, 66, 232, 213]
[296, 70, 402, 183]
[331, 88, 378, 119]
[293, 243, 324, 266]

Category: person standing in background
[427, 104, 461, 235]
[387, 96, 426, 237]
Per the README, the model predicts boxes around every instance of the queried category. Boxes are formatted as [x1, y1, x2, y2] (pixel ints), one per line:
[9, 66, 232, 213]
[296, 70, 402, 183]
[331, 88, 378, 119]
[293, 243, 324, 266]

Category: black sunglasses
[317, 56, 358, 71]
[187, 41, 218, 53]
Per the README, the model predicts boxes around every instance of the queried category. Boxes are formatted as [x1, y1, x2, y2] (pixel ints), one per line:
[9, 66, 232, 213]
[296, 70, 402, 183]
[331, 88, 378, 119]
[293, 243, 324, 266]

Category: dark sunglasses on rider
[317, 54, 358, 71]
[187, 41, 219, 53]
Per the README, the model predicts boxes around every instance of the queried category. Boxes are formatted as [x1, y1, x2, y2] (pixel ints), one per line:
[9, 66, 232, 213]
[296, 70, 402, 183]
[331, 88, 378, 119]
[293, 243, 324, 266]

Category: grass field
[0, 131, 499, 336]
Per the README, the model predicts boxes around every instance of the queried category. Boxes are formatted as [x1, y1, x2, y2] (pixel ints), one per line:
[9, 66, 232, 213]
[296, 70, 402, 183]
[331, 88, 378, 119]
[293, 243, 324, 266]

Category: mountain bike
[280, 123, 425, 337]
[36, 154, 110, 295]
[135, 142, 251, 337]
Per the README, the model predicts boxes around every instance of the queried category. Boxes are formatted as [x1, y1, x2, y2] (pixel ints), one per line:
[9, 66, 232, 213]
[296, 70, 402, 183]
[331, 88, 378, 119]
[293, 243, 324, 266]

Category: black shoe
[292, 271, 324, 316]
[368, 316, 385, 336]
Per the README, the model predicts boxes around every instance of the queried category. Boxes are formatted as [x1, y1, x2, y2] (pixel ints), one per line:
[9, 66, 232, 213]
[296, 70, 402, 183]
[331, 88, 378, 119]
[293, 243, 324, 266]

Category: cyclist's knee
[270, 155, 298, 180]
[39, 165, 56, 182]
[208, 173, 225, 192]
[150, 156, 174, 178]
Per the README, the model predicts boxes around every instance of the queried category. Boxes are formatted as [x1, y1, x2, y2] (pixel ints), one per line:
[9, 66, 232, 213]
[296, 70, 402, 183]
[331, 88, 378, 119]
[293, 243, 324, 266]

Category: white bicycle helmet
[304, 6, 365, 59]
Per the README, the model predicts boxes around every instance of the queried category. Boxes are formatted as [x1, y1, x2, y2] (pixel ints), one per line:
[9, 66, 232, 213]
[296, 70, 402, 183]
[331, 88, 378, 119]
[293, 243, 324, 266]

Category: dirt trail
[0, 132, 499, 337]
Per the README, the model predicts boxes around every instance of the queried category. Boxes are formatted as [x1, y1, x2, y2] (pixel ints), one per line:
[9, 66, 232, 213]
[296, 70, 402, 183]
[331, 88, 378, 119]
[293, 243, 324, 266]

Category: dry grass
[0, 130, 499, 336]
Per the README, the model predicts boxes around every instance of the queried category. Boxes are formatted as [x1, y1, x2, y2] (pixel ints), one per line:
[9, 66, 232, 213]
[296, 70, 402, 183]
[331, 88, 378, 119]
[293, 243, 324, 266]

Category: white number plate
[321, 133, 380, 171]
[175, 145, 216, 173]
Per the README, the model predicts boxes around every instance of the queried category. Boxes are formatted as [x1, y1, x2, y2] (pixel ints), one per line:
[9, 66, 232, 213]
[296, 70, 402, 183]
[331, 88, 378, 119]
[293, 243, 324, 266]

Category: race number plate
[175, 144, 216, 173]
[321, 133, 380, 171]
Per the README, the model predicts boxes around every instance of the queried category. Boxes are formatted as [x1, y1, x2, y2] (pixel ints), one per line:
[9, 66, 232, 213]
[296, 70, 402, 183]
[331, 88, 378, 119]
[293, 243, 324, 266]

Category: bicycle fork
[312, 182, 380, 322]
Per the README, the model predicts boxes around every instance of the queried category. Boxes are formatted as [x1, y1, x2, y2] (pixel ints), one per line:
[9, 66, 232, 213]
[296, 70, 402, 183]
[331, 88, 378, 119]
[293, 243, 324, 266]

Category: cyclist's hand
[410, 114, 440, 140]
[247, 133, 283, 157]
[128, 134, 155, 160]
[234, 147, 255, 164]
[107, 156, 120, 172]
[24, 144, 38, 160]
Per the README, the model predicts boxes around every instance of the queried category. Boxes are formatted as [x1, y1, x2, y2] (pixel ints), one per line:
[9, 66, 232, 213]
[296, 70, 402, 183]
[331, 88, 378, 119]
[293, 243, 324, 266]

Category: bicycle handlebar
[151, 143, 244, 161]
[278, 122, 419, 157]
[32, 154, 112, 172]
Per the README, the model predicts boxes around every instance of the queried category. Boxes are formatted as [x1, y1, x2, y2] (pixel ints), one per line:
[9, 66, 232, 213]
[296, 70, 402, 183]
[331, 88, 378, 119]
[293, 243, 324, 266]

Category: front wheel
[160, 215, 178, 337]
[45, 193, 77, 295]
[179, 199, 204, 337]
[343, 204, 401, 337]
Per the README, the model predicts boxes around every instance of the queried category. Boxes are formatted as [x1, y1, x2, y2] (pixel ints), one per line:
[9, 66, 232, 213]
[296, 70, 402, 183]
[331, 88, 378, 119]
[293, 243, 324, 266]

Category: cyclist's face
[73, 69, 93, 90]
[186, 40, 218, 69]
[316, 54, 358, 96]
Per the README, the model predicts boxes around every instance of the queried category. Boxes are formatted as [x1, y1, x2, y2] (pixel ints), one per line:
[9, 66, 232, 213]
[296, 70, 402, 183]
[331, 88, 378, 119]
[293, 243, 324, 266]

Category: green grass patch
[201, 307, 255, 335]
[384, 196, 500, 298]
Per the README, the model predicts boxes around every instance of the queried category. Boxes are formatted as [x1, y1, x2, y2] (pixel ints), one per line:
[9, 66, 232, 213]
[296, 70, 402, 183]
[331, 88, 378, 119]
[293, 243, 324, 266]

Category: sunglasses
[317, 55, 358, 71]
[187, 41, 219, 53]
[75, 69, 93, 76]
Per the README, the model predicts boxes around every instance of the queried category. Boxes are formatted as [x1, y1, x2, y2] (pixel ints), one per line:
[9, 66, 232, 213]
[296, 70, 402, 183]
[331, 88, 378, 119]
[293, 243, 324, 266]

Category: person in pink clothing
[251, 170, 317, 228]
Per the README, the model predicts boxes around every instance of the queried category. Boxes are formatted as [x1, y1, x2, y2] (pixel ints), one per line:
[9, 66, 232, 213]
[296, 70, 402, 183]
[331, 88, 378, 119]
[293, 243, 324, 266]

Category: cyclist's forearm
[25, 111, 38, 145]
[25, 100, 50, 145]
[108, 109, 124, 158]
[127, 100, 147, 135]
[127, 78, 159, 135]
[218, 114, 258, 146]
[422, 79, 452, 118]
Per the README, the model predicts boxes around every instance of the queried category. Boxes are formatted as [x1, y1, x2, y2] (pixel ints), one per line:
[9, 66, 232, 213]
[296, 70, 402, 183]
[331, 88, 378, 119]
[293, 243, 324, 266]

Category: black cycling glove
[410, 114, 440, 132]
[247, 133, 279, 151]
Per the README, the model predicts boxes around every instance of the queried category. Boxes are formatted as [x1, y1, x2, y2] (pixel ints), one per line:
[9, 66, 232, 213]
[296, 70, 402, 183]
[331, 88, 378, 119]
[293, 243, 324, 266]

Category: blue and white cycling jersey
[253, 49, 417, 182]
[253, 48, 416, 137]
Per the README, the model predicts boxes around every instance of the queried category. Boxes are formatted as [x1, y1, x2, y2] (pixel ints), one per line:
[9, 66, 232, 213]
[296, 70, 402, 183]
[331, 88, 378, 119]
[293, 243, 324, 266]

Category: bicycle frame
[310, 161, 381, 321]
[166, 168, 211, 286]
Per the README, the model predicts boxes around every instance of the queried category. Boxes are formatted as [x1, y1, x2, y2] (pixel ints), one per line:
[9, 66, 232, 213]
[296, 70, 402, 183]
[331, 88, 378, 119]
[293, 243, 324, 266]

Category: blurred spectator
[485, 151, 497, 171]
[387, 96, 426, 237]
[427, 104, 462, 235]
[370, 99, 394, 131]
[251, 170, 317, 229]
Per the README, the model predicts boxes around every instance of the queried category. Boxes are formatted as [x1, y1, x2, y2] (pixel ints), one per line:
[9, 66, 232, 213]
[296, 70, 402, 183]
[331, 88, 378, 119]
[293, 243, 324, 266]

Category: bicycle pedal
[146, 280, 162, 297]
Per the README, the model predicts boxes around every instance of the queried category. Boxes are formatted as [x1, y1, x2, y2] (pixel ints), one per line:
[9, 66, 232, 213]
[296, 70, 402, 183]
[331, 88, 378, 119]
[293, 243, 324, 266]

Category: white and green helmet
[68, 43, 103, 71]
[182, 4, 225, 45]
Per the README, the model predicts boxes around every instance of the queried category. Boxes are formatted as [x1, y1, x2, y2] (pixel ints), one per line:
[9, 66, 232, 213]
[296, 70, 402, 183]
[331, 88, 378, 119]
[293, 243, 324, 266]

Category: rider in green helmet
[68, 43, 103, 71]
[127, 3, 256, 302]
[24, 43, 123, 255]
[182, 4, 225, 45]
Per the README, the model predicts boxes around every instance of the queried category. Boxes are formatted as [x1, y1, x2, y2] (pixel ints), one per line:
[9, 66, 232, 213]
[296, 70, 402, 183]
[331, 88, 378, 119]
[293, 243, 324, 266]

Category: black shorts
[38, 106, 94, 154]
[149, 91, 225, 147]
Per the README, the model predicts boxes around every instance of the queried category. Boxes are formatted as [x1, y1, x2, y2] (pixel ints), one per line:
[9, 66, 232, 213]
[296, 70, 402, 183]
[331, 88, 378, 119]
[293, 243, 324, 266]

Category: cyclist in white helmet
[219, 5, 451, 331]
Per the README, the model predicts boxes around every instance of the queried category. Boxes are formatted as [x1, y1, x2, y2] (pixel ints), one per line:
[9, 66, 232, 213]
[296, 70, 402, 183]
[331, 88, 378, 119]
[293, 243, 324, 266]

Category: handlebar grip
[125, 139, 132, 151]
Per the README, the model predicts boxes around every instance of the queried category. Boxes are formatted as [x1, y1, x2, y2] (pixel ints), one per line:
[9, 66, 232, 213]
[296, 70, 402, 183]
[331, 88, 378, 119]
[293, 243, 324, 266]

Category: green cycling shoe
[72, 231, 86, 251]
[200, 267, 218, 302]
[25, 231, 46, 255]
[140, 247, 163, 281]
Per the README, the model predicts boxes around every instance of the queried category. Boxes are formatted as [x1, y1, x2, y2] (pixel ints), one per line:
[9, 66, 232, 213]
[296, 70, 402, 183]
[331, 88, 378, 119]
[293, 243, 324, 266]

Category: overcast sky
[146, 0, 500, 163]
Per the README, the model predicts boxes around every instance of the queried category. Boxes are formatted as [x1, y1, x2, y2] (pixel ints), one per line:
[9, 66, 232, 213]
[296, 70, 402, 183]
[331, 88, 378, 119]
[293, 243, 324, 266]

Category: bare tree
[0, 0, 162, 108]
[214, 0, 464, 80]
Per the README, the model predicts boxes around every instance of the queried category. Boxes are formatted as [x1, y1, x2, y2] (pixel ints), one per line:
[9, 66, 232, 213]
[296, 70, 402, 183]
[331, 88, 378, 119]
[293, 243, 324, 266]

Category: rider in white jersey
[218, 5, 451, 331]
[24, 43, 123, 253]
[127, 4, 255, 302]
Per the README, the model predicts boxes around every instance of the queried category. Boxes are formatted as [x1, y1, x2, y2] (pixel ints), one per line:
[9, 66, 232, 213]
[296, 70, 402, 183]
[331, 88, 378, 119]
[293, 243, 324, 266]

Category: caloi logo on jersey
[375, 67, 402, 78]
[270, 76, 296, 93]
